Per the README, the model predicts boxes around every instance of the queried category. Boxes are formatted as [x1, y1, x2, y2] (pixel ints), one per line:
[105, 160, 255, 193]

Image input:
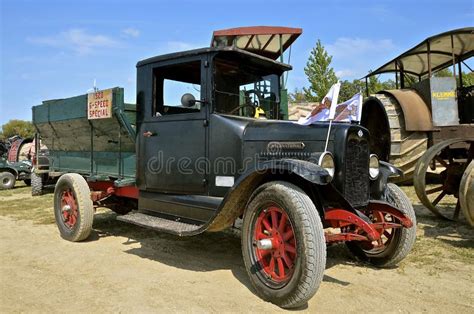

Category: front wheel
[54, 173, 94, 242]
[0, 172, 16, 190]
[242, 181, 326, 309]
[347, 183, 417, 267]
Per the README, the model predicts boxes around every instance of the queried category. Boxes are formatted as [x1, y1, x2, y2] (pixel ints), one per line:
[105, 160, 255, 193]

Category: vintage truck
[32, 28, 416, 308]
[0, 136, 33, 189]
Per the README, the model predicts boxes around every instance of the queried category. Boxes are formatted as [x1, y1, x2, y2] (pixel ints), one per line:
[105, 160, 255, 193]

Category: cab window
[152, 61, 202, 117]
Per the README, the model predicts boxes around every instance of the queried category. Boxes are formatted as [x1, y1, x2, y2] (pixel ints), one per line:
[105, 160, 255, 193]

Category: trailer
[33, 26, 416, 308]
[361, 27, 474, 225]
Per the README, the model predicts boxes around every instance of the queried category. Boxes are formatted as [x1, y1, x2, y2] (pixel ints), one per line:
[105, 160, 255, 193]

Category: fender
[0, 167, 19, 177]
[206, 158, 332, 232]
[370, 161, 403, 200]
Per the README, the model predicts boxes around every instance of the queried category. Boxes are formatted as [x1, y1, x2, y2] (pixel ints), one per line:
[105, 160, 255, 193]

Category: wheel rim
[252, 205, 297, 287]
[2, 177, 11, 186]
[60, 189, 78, 229]
[414, 139, 473, 220]
[360, 210, 398, 255]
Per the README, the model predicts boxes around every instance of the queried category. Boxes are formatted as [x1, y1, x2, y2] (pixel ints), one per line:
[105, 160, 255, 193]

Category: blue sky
[1, 0, 473, 126]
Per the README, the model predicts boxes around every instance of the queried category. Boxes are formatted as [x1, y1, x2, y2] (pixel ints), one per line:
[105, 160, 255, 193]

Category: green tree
[303, 40, 337, 102]
[462, 71, 474, 87]
[0, 120, 35, 140]
[339, 79, 365, 102]
[288, 88, 307, 103]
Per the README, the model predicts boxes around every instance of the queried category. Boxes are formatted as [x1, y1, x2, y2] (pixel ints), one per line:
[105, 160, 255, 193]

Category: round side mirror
[181, 93, 196, 107]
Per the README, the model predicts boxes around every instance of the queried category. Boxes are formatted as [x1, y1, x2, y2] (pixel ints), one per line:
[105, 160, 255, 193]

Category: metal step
[117, 212, 203, 236]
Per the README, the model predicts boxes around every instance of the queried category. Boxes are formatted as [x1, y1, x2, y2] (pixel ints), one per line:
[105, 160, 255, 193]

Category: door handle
[143, 131, 157, 137]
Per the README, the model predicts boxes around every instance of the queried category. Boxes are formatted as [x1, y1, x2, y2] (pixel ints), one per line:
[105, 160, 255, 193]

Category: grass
[0, 182, 55, 225]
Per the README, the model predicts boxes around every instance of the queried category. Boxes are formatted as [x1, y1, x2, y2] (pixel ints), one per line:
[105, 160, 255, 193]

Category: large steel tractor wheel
[242, 181, 326, 309]
[414, 139, 473, 221]
[362, 93, 428, 182]
[459, 161, 474, 227]
[0, 171, 16, 190]
[347, 183, 417, 267]
[54, 173, 94, 242]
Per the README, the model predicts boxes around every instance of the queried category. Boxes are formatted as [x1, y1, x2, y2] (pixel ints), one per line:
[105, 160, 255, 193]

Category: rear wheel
[347, 183, 416, 267]
[459, 161, 474, 227]
[54, 173, 94, 242]
[31, 172, 44, 196]
[242, 181, 326, 308]
[0, 172, 16, 190]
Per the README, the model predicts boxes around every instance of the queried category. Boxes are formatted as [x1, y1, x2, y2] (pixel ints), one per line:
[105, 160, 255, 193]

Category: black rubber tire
[242, 181, 326, 309]
[31, 172, 44, 196]
[0, 172, 16, 190]
[54, 173, 94, 242]
[347, 183, 416, 267]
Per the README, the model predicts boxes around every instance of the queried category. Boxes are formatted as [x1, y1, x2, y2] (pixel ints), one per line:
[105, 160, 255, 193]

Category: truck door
[138, 58, 208, 195]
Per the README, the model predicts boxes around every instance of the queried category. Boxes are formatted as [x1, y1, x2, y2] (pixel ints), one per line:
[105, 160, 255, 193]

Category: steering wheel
[229, 104, 256, 117]
[228, 89, 264, 117]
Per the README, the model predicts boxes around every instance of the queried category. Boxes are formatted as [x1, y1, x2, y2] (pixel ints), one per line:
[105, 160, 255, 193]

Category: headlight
[369, 154, 380, 180]
[318, 151, 335, 180]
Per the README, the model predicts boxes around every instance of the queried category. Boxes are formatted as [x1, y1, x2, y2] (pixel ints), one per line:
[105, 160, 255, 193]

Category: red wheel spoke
[282, 251, 293, 268]
[271, 210, 278, 229]
[259, 249, 271, 258]
[277, 257, 285, 278]
[269, 257, 275, 275]
[278, 213, 287, 233]
[433, 191, 447, 205]
[262, 218, 272, 231]
[426, 185, 444, 195]
[283, 229, 294, 241]
[256, 231, 266, 240]
[285, 243, 296, 254]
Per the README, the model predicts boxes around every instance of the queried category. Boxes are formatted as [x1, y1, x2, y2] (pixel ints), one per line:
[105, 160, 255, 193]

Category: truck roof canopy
[211, 26, 302, 60]
[365, 27, 474, 78]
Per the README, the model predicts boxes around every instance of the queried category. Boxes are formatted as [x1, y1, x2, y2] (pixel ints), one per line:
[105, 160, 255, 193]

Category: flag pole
[323, 81, 340, 152]
[324, 119, 333, 152]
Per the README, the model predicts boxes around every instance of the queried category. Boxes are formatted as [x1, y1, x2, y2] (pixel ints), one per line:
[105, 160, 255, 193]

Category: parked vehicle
[33, 27, 416, 308]
[361, 27, 473, 225]
[0, 136, 33, 189]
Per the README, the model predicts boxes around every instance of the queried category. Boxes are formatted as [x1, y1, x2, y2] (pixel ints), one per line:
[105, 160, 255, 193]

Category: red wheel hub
[61, 189, 78, 229]
[254, 206, 296, 283]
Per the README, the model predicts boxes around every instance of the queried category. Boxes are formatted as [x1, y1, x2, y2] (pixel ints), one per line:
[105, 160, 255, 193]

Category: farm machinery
[0, 136, 33, 189]
[32, 26, 416, 308]
[361, 27, 474, 226]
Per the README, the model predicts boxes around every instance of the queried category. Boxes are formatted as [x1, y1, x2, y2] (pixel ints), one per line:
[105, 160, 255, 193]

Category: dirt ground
[0, 182, 473, 313]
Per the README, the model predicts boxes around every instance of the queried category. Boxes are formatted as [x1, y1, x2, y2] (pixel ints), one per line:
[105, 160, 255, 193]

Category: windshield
[214, 56, 281, 119]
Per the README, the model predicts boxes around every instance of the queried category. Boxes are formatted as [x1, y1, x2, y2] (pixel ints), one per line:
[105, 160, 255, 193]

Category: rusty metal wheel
[414, 138, 473, 220]
[459, 161, 474, 227]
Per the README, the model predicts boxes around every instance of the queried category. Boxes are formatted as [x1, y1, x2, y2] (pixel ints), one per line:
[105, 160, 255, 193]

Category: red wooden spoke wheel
[253, 205, 297, 285]
[60, 189, 78, 229]
[53, 173, 94, 242]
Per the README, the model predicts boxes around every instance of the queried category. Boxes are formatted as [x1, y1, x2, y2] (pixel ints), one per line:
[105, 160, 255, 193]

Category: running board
[117, 212, 203, 236]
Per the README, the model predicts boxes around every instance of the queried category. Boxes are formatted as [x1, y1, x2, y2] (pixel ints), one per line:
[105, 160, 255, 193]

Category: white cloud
[335, 69, 355, 79]
[327, 37, 395, 58]
[27, 29, 119, 55]
[121, 27, 140, 38]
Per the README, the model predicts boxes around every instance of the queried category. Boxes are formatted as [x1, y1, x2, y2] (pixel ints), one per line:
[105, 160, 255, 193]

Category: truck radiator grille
[344, 135, 370, 207]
